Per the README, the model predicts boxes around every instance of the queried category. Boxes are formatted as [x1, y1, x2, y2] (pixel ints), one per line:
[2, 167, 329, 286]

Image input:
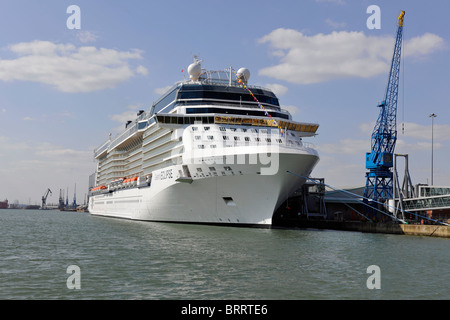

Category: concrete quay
[274, 219, 450, 238]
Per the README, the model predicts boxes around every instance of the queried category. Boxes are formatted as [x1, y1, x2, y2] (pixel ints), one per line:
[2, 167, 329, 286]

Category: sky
[0, 0, 449, 205]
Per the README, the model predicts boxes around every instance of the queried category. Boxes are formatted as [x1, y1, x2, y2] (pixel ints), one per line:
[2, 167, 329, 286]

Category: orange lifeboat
[91, 185, 106, 192]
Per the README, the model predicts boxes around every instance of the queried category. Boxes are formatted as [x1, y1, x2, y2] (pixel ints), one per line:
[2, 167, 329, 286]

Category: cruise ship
[88, 59, 320, 227]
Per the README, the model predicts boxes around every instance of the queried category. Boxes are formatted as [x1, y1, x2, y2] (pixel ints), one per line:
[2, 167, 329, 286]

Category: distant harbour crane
[72, 183, 77, 209]
[59, 189, 65, 210]
[41, 188, 52, 209]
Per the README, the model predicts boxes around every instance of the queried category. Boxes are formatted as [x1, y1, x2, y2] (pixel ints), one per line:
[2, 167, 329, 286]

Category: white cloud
[258, 29, 444, 84]
[313, 156, 364, 189]
[136, 65, 148, 75]
[361, 121, 450, 142]
[109, 104, 143, 123]
[0, 136, 30, 151]
[109, 110, 140, 124]
[264, 83, 288, 96]
[34, 142, 91, 159]
[318, 138, 368, 155]
[317, 120, 450, 157]
[108, 104, 145, 133]
[0, 40, 147, 93]
[404, 33, 446, 57]
[77, 31, 98, 43]
[400, 122, 450, 142]
[9, 41, 75, 56]
[397, 139, 442, 152]
[0, 136, 94, 203]
[282, 105, 300, 116]
[325, 18, 347, 29]
[154, 85, 173, 95]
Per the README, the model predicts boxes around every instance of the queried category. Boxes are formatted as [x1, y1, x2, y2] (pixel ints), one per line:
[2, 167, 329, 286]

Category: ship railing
[302, 142, 316, 149]
[402, 194, 450, 211]
[94, 140, 111, 158]
[94, 112, 150, 158]
[95, 174, 152, 193]
[109, 123, 139, 150]
[196, 76, 274, 94]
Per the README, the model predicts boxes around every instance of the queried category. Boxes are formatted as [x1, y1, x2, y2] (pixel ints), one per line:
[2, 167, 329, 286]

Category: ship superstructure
[89, 59, 320, 226]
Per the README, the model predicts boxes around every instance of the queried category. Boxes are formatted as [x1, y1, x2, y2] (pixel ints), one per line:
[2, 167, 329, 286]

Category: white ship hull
[89, 151, 318, 227]
[89, 60, 321, 227]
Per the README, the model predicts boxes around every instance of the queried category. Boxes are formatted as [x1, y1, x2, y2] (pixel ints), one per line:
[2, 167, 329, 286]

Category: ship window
[223, 136, 229, 140]
[207, 135, 214, 140]
[255, 137, 260, 142]
[210, 145, 217, 148]
[185, 107, 288, 119]
[195, 136, 201, 140]
[138, 121, 147, 130]
[185, 117, 195, 124]
[198, 145, 205, 149]
[234, 136, 240, 141]
[224, 166, 232, 171]
[153, 86, 178, 114]
[244, 137, 250, 142]
[276, 139, 283, 143]
[178, 85, 280, 107]
[222, 197, 236, 206]
[204, 126, 210, 131]
[219, 127, 226, 131]
[209, 167, 216, 171]
[192, 127, 198, 131]
[230, 128, 237, 132]
[266, 138, 271, 143]
[197, 168, 203, 172]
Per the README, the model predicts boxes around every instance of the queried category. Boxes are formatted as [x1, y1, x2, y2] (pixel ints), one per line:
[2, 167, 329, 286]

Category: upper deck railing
[94, 111, 151, 158]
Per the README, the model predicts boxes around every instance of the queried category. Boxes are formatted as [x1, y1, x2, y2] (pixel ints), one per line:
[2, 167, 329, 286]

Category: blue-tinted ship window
[153, 87, 178, 114]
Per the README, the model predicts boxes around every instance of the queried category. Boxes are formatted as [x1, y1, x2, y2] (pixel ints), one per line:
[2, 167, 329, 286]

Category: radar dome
[237, 68, 250, 84]
[188, 62, 202, 80]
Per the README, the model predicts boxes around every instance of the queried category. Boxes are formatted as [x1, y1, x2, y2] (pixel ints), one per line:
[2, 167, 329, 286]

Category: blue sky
[1, 0, 449, 205]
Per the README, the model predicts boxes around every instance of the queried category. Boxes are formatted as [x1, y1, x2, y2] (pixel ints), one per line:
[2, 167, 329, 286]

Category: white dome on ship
[237, 67, 250, 84]
[188, 62, 202, 80]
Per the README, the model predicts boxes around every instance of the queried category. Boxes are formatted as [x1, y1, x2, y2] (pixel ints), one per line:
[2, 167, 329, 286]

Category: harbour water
[0, 209, 448, 300]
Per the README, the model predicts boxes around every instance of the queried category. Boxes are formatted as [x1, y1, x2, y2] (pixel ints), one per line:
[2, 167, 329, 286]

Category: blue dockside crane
[364, 11, 405, 205]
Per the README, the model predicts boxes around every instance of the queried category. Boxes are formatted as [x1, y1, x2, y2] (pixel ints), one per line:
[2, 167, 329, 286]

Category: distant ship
[0, 199, 8, 209]
[88, 58, 320, 227]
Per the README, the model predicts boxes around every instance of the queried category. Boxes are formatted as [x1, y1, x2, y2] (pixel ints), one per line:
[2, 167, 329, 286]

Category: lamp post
[429, 113, 437, 185]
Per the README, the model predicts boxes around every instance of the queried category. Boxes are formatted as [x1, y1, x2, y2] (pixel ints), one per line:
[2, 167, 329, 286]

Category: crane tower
[364, 11, 405, 204]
